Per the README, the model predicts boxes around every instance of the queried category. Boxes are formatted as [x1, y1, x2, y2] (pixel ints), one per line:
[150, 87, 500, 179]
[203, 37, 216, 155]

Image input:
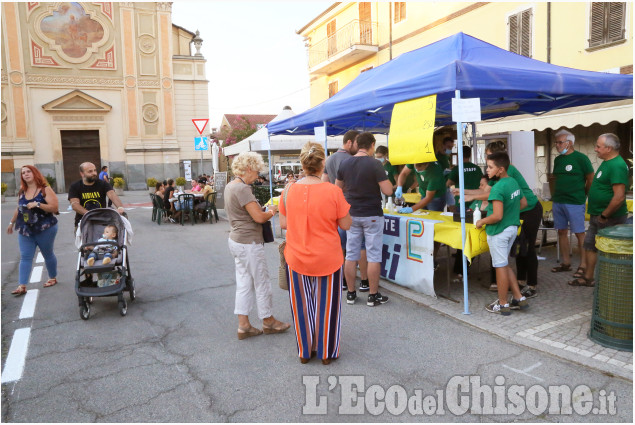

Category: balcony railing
[308, 20, 378, 69]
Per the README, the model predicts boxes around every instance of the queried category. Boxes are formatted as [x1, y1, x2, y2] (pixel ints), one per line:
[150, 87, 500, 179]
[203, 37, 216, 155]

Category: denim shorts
[553, 202, 586, 234]
[486, 225, 518, 268]
[346, 216, 383, 263]
[583, 215, 627, 252]
[427, 196, 446, 212]
[338, 227, 364, 253]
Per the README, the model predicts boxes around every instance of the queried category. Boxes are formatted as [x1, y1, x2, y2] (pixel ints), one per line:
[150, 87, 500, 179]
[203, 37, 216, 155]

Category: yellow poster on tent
[388, 95, 437, 165]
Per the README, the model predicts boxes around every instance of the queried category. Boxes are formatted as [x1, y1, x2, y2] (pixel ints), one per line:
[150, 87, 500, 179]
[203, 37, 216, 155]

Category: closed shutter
[394, 2, 406, 23]
[607, 2, 626, 43]
[521, 9, 532, 57]
[589, 2, 626, 48]
[327, 19, 336, 57]
[589, 2, 605, 47]
[328, 81, 338, 98]
[509, 13, 519, 54]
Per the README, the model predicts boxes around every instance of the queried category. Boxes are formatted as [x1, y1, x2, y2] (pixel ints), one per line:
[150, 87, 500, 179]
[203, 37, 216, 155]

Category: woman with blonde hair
[7, 165, 60, 295]
[280, 142, 352, 364]
[224, 151, 290, 340]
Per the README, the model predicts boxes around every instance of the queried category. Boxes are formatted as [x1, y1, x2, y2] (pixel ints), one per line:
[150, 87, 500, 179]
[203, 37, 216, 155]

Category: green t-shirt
[406, 164, 427, 196]
[383, 160, 398, 185]
[436, 151, 450, 172]
[486, 176, 522, 236]
[489, 165, 537, 213]
[423, 162, 446, 199]
[587, 155, 629, 217]
[552, 151, 594, 205]
[448, 161, 483, 205]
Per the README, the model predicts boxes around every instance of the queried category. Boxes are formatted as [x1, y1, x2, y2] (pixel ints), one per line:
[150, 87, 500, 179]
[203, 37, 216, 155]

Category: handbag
[278, 183, 293, 290]
[262, 219, 274, 243]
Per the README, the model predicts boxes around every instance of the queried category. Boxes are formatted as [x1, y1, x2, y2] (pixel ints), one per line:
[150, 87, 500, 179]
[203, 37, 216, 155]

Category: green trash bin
[588, 224, 633, 351]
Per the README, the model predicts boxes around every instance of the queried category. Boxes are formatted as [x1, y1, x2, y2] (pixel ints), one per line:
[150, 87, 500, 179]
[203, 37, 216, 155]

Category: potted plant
[175, 177, 186, 192]
[1, 182, 7, 203]
[147, 177, 158, 193]
[45, 175, 56, 193]
[113, 177, 125, 196]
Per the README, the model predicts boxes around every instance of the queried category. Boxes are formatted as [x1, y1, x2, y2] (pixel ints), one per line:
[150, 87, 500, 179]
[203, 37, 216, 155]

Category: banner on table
[388, 94, 437, 165]
[381, 215, 436, 297]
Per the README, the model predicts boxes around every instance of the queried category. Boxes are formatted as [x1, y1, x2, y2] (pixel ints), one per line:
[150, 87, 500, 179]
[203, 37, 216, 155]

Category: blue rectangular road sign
[195, 137, 208, 151]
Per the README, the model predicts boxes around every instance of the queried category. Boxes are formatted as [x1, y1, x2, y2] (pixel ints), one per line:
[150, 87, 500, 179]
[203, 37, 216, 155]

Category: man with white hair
[547, 129, 594, 279]
[569, 133, 628, 287]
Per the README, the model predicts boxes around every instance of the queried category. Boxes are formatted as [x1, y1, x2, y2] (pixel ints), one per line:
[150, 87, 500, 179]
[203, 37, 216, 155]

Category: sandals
[572, 267, 586, 279]
[237, 326, 263, 340]
[568, 277, 595, 287]
[551, 263, 571, 273]
[43, 278, 57, 287]
[11, 285, 27, 296]
[262, 320, 291, 335]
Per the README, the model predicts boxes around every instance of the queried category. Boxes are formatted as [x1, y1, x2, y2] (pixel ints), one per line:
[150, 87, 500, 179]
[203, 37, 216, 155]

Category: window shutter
[401, 2, 406, 21]
[589, 2, 605, 47]
[521, 8, 532, 57]
[607, 2, 626, 43]
[509, 13, 519, 54]
[328, 81, 338, 98]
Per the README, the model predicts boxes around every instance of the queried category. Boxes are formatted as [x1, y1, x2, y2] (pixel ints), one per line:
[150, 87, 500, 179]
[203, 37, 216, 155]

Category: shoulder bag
[278, 183, 293, 290]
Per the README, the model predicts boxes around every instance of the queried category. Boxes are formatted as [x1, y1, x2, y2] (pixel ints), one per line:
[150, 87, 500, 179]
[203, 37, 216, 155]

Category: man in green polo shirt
[547, 129, 594, 279]
[398, 161, 446, 213]
[572, 133, 629, 287]
[447, 145, 483, 211]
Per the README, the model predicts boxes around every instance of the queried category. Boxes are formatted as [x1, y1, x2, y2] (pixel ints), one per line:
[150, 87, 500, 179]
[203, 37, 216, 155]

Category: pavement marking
[1, 328, 32, 384]
[36, 252, 44, 263]
[19, 289, 39, 320]
[502, 362, 544, 382]
[29, 266, 43, 283]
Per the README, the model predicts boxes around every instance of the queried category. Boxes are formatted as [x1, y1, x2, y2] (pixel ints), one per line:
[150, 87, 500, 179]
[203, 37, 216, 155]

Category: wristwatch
[36, 202, 40, 208]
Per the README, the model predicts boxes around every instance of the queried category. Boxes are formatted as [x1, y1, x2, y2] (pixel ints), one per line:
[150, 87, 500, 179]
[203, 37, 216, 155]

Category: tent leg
[323, 120, 328, 156]
[455, 90, 471, 315]
[266, 132, 278, 238]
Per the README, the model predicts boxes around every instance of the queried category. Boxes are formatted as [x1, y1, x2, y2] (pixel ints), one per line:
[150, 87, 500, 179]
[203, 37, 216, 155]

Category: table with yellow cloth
[384, 209, 489, 261]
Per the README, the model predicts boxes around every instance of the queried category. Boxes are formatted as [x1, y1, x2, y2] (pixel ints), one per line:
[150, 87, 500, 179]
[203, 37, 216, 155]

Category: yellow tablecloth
[384, 210, 489, 260]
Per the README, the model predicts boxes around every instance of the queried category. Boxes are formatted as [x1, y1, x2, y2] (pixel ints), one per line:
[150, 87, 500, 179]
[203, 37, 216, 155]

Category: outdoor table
[382, 209, 488, 302]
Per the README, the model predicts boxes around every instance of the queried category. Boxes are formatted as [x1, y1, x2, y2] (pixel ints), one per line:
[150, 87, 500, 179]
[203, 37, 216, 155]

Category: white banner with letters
[381, 214, 438, 297]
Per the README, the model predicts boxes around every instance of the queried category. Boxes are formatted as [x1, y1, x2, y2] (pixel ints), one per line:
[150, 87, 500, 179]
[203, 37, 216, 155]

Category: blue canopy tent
[267, 32, 633, 313]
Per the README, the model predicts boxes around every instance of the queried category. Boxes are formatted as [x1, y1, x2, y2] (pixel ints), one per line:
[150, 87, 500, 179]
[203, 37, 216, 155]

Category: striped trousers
[287, 265, 342, 361]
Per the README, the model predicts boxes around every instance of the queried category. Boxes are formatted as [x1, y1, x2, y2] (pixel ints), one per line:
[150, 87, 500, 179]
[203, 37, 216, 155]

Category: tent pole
[323, 120, 328, 156]
[455, 90, 471, 315]
[266, 131, 277, 237]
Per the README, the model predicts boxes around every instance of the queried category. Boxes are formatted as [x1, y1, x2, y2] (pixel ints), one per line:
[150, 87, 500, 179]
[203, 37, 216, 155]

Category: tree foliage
[214, 116, 258, 148]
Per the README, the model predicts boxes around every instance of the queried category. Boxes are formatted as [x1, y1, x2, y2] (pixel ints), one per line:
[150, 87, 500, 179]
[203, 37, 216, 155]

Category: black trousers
[516, 201, 543, 286]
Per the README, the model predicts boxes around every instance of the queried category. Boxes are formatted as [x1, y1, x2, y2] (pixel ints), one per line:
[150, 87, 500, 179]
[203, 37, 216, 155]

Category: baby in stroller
[86, 224, 118, 266]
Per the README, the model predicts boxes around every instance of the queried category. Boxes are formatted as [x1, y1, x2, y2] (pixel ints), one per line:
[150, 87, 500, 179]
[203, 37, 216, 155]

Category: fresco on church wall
[40, 2, 104, 59]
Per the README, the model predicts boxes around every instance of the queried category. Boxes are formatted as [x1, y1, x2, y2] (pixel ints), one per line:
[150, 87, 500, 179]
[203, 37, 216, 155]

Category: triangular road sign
[192, 118, 209, 135]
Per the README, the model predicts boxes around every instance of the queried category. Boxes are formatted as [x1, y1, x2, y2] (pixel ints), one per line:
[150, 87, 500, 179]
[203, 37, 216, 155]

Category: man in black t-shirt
[336, 132, 393, 307]
[68, 162, 125, 229]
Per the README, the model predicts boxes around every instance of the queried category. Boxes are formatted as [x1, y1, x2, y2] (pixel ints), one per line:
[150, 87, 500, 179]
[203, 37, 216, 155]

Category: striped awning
[476, 99, 633, 134]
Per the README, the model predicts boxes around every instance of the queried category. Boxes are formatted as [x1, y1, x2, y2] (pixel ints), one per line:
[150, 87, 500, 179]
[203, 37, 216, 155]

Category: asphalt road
[1, 196, 632, 422]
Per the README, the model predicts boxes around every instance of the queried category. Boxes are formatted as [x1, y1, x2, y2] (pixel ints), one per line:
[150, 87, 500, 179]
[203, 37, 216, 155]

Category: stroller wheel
[118, 299, 127, 316]
[80, 304, 90, 320]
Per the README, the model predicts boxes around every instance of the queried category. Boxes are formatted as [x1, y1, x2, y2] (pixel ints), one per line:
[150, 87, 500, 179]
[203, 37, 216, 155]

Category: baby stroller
[74, 208, 135, 320]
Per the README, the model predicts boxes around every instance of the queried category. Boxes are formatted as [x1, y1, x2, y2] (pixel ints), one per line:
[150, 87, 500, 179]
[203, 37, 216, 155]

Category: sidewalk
[379, 240, 633, 381]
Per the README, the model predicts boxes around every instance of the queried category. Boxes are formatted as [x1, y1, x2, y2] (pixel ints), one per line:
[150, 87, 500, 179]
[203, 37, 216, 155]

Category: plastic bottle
[386, 197, 394, 213]
[473, 208, 481, 225]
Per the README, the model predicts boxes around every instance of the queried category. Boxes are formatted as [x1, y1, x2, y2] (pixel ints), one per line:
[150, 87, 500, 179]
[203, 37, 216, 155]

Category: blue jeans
[18, 224, 58, 285]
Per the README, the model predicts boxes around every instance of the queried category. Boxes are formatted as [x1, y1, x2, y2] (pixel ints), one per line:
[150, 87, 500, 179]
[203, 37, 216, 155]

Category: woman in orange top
[279, 142, 352, 365]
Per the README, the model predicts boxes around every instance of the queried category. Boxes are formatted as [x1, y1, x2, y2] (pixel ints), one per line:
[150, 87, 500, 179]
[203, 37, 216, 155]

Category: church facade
[1, 2, 209, 193]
